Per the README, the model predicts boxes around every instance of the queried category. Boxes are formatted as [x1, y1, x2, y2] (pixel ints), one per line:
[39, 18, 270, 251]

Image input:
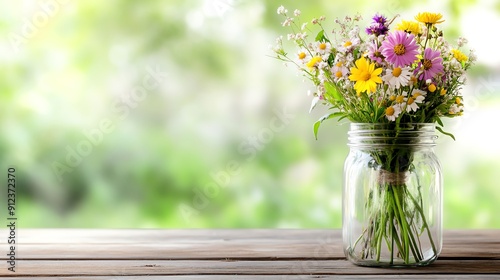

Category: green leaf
[315, 30, 325, 42]
[313, 120, 321, 140]
[324, 82, 342, 102]
[436, 126, 456, 141]
[313, 112, 344, 140]
[436, 116, 444, 127]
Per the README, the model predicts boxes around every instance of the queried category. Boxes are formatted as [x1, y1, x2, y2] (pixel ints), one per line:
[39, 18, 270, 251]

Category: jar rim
[348, 123, 438, 148]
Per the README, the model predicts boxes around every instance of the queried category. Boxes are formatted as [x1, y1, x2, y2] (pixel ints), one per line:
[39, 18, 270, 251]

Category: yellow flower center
[344, 41, 352, 47]
[298, 52, 306, 59]
[413, 92, 421, 98]
[389, 95, 396, 101]
[336, 62, 343, 67]
[456, 97, 461, 105]
[319, 43, 327, 50]
[396, 95, 404, 103]
[410, 76, 418, 84]
[394, 44, 406, 55]
[440, 88, 447, 96]
[407, 97, 415, 105]
[386, 107, 395, 116]
[423, 59, 433, 70]
[335, 71, 342, 78]
[392, 67, 402, 77]
[428, 84, 436, 92]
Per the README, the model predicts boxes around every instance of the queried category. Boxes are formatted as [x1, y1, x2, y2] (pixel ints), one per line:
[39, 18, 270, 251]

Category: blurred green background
[1, 0, 499, 228]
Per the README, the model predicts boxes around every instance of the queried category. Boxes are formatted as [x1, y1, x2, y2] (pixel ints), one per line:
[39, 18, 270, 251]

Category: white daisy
[314, 41, 332, 59]
[411, 89, 426, 103]
[382, 67, 412, 89]
[296, 49, 310, 65]
[331, 61, 349, 81]
[403, 90, 425, 113]
[338, 37, 360, 53]
[449, 104, 462, 115]
[385, 104, 402, 121]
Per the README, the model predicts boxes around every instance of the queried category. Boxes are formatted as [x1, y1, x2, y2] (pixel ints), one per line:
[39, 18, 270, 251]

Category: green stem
[392, 185, 411, 263]
[407, 190, 438, 256]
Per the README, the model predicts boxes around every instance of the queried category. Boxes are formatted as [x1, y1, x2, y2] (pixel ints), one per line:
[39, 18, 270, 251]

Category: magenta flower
[367, 42, 384, 64]
[416, 48, 444, 81]
[380, 31, 419, 67]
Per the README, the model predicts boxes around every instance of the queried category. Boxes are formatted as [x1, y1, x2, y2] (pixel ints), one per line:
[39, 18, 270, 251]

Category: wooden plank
[7, 229, 496, 244]
[0, 276, 499, 280]
[1, 259, 500, 276]
[1, 229, 498, 260]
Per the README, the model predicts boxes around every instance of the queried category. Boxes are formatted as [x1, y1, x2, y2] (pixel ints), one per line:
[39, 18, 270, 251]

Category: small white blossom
[348, 26, 360, 38]
[287, 33, 295, 40]
[277, 6, 287, 15]
[294, 9, 301, 17]
[318, 61, 329, 70]
[457, 37, 468, 47]
[282, 17, 293, 27]
[295, 32, 307, 40]
[449, 104, 462, 115]
[301, 23, 307, 30]
[469, 49, 477, 62]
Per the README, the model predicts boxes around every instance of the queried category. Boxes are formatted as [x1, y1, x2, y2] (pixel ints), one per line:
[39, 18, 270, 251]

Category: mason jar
[343, 123, 442, 267]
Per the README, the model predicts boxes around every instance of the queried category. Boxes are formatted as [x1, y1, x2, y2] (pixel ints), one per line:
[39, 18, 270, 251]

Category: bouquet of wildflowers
[272, 7, 475, 265]
[272, 7, 474, 137]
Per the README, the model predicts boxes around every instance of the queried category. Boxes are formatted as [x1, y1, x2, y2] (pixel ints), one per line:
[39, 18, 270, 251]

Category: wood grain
[0, 229, 498, 279]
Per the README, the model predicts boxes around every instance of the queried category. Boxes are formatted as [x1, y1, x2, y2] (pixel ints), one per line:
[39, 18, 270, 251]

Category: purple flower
[365, 14, 389, 36]
[372, 14, 387, 24]
[416, 48, 444, 81]
[365, 24, 389, 36]
[380, 31, 419, 67]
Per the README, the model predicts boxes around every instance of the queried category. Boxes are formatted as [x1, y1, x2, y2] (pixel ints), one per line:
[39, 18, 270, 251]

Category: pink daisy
[367, 42, 385, 64]
[380, 30, 419, 67]
[416, 48, 444, 81]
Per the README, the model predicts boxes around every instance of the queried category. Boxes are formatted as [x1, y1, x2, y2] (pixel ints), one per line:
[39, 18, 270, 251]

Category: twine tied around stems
[377, 169, 409, 185]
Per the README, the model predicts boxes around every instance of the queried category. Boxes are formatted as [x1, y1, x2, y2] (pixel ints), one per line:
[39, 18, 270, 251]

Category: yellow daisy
[415, 12, 445, 25]
[306, 56, 323, 68]
[451, 49, 468, 63]
[396, 20, 422, 35]
[348, 57, 382, 95]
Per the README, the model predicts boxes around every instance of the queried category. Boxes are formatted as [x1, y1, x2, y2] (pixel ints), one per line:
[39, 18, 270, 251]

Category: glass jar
[342, 123, 442, 267]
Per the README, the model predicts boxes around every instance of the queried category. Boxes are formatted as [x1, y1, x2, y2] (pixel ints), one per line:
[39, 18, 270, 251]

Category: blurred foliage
[1, 0, 499, 228]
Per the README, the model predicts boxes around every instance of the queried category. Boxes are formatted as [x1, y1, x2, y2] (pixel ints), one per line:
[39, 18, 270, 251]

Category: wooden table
[1, 229, 499, 279]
